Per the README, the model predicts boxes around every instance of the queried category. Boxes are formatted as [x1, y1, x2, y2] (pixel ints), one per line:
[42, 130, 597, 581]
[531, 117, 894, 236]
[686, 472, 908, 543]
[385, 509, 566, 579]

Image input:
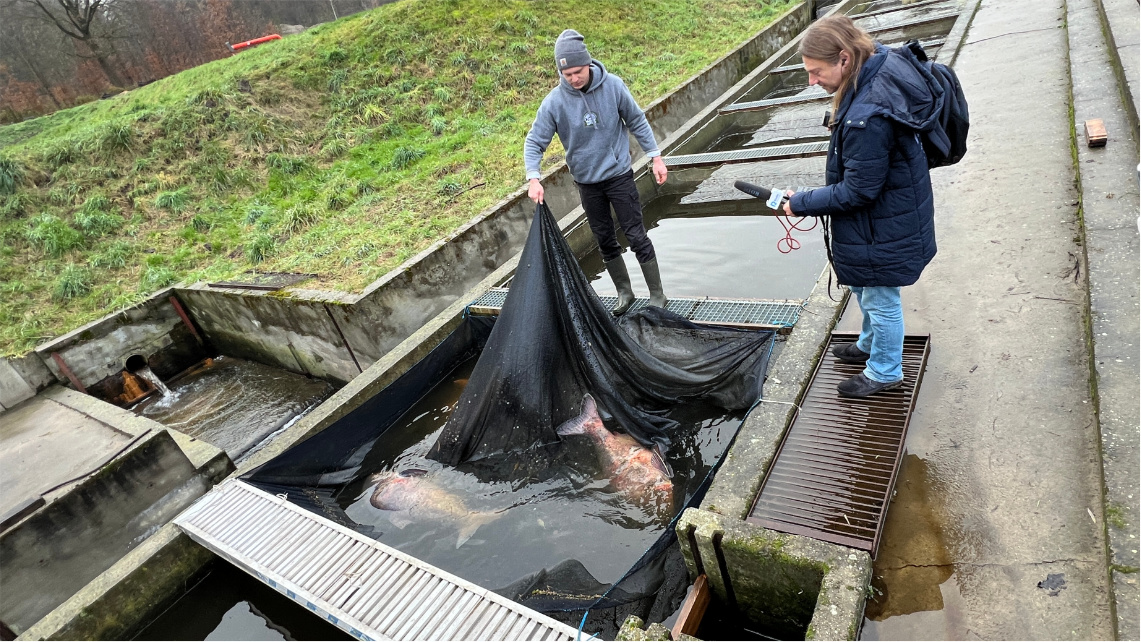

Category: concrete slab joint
[676, 508, 872, 641]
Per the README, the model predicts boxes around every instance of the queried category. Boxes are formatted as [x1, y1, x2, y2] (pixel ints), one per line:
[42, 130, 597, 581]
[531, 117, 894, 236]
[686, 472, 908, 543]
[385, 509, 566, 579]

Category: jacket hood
[558, 60, 608, 94]
[840, 43, 943, 132]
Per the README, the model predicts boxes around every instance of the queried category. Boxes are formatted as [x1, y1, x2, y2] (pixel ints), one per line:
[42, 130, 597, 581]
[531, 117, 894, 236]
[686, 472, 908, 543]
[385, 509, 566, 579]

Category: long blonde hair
[799, 16, 875, 123]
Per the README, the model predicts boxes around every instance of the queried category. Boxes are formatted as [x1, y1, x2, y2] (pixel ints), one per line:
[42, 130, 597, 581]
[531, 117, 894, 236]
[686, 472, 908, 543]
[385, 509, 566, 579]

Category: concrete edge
[1091, 0, 1140, 139]
[1062, 0, 1141, 637]
[700, 267, 848, 521]
[676, 507, 872, 641]
[16, 524, 213, 641]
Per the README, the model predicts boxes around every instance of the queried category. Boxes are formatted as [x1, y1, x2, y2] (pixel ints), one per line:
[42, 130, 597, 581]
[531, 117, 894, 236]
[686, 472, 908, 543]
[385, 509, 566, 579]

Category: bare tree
[12, 0, 131, 87]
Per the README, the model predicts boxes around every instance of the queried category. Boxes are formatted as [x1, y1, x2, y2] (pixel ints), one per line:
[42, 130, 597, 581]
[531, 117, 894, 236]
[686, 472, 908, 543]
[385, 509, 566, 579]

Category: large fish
[369, 468, 499, 547]
[556, 394, 675, 510]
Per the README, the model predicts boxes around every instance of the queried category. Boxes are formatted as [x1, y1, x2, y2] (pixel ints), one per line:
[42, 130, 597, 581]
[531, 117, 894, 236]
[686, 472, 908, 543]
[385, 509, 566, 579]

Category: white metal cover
[174, 480, 580, 641]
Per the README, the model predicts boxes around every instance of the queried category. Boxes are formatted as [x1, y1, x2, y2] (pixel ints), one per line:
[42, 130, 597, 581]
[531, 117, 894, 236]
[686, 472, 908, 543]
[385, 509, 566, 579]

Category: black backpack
[902, 40, 969, 168]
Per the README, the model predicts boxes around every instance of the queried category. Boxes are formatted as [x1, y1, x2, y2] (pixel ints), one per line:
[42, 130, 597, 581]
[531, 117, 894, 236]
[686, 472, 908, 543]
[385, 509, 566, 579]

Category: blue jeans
[849, 286, 904, 383]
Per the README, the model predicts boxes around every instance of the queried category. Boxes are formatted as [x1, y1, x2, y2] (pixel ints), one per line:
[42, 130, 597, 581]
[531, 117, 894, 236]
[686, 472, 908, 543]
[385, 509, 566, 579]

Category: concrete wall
[0, 429, 215, 635]
[10, 288, 211, 405]
[0, 354, 55, 411]
[175, 287, 362, 383]
[677, 508, 872, 641]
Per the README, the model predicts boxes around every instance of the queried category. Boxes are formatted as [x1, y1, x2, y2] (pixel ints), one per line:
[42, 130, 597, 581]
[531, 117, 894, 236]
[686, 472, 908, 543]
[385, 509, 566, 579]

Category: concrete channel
[2, 0, 1134, 637]
[4, 3, 820, 638]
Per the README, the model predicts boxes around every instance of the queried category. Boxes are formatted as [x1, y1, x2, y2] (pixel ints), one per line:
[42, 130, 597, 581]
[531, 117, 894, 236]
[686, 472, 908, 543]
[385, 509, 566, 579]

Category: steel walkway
[467, 287, 804, 332]
[173, 480, 581, 641]
[747, 333, 930, 555]
[663, 141, 829, 170]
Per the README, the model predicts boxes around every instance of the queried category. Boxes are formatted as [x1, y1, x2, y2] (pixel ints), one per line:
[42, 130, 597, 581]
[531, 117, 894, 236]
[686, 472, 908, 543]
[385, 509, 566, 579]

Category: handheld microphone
[734, 180, 787, 210]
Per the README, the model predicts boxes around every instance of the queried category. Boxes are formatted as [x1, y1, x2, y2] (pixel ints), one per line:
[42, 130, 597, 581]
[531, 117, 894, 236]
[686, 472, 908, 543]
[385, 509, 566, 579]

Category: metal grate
[664, 141, 829, 168]
[856, 10, 961, 35]
[174, 480, 580, 641]
[468, 288, 803, 332]
[720, 91, 830, 114]
[850, 0, 957, 19]
[747, 333, 930, 555]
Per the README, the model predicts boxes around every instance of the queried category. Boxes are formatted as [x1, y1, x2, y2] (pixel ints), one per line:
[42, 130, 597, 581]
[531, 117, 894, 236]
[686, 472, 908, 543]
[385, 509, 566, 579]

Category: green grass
[0, 0, 797, 355]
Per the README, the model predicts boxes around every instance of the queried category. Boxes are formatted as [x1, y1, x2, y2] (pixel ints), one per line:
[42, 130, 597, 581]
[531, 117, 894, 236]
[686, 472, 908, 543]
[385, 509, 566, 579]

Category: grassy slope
[0, 0, 795, 355]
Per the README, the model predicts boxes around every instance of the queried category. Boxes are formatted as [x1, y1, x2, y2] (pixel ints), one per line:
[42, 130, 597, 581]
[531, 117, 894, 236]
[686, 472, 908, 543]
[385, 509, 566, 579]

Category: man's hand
[782, 190, 797, 217]
[528, 178, 544, 204]
[652, 156, 668, 185]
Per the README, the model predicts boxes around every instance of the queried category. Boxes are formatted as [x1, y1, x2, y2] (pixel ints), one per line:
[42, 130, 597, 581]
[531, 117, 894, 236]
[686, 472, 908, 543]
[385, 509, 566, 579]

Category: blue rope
[577, 611, 589, 640]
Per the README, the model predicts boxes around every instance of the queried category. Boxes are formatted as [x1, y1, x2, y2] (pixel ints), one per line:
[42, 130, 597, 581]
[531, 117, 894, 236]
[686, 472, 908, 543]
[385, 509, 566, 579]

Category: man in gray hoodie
[524, 29, 669, 315]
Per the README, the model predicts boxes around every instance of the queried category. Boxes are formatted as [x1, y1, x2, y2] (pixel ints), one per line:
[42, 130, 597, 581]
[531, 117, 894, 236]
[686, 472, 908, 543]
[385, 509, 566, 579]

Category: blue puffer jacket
[789, 44, 940, 287]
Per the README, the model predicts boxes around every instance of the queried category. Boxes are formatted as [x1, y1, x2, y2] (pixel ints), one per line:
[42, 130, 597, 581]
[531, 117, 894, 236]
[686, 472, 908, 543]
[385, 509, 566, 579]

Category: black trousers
[575, 169, 656, 264]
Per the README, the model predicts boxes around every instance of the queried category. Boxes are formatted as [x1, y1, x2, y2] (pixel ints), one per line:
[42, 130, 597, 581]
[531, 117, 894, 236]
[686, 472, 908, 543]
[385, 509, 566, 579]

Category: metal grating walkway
[663, 141, 830, 169]
[769, 38, 946, 75]
[174, 480, 580, 641]
[747, 333, 930, 555]
[719, 90, 830, 114]
[468, 287, 803, 331]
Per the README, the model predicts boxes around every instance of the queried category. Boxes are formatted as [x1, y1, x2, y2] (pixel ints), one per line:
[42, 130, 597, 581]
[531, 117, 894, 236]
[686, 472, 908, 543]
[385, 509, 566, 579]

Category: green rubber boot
[605, 258, 636, 316]
[640, 258, 668, 309]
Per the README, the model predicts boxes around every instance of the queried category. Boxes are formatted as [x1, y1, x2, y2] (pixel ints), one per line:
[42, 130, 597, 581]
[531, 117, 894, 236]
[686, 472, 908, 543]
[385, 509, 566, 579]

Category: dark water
[335, 358, 744, 594]
[133, 356, 335, 461]
[134, 561, 351, 641]
[582, 193, 827, 301]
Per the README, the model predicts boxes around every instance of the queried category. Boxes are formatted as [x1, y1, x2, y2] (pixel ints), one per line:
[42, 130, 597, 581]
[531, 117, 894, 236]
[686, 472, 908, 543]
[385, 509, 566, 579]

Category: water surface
[133, 356, 335, 460]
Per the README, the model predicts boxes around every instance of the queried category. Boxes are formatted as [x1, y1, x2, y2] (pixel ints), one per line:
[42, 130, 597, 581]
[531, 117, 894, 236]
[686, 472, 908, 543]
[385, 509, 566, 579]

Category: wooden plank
[671, 574, 711, 640]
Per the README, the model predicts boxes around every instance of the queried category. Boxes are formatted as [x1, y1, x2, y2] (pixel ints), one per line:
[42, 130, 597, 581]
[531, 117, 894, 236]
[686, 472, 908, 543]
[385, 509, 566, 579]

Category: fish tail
[555, 393, 600, 437]
[456, 511, 500, 548]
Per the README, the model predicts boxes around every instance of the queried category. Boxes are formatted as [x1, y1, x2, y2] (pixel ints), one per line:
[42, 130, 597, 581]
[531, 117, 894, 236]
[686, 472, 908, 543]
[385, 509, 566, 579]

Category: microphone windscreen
[733, 180, 771, 200]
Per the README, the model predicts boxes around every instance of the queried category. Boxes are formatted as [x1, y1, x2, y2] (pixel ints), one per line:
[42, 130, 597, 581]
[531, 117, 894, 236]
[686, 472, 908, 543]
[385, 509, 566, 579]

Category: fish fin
[456, 512, 499, 549]
[388, 514, 414, 529]
[650, 444, 673, 478]
[399, 468, 429, 478]
[555, 393, 600, 437]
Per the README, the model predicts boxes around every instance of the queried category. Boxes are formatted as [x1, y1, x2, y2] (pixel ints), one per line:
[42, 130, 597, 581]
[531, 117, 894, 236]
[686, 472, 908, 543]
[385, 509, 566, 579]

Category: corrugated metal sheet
[747, 333, 930, 555]
[467, 287, 803, 332]
[174, 480, 581, 641]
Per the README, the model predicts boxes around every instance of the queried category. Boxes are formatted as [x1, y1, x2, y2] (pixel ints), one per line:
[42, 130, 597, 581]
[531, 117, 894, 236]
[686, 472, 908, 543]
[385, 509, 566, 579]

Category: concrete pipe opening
[124, 354, 148, 373]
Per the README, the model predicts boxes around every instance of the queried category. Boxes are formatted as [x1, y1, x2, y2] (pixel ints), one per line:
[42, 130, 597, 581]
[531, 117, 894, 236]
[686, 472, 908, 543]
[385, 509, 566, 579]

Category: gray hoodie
[524, 60, 660, 185]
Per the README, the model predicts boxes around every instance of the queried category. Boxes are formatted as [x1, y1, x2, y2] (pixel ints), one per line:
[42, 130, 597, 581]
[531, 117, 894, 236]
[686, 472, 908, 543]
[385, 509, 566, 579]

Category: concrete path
[1067, 0, 1141, 634]
[854, 0, 1123, 638]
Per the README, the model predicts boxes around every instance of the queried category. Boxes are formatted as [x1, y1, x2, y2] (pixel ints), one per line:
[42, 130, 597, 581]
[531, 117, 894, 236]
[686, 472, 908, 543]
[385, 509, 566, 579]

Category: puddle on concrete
[860, 453, 969, 640]
[581, 193, 827, 301]
[133, 561, 350, 641]
[132, 356, 335, 461]
[336, 357, 745, 593]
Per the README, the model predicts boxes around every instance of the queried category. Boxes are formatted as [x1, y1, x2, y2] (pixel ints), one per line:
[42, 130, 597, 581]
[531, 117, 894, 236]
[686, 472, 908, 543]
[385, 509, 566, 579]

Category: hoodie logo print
[583, 111, 597, 128]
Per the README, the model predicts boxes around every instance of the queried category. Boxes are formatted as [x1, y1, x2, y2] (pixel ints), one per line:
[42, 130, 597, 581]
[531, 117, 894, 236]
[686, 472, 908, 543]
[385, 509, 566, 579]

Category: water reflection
[133, 561, 350, 641]
[581, 193, 827, 301]
[133, 356, 335, 460]
[335, 358, 743, 593]
[861, 454, 968, 640]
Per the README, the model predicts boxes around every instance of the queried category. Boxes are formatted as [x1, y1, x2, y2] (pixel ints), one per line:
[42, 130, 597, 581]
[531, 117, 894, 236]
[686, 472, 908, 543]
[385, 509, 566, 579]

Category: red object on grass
[226, 34, 281, 52]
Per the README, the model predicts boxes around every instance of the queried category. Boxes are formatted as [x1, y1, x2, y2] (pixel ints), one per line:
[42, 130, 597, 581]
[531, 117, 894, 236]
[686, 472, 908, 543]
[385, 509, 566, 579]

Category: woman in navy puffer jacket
[785, 16, 940, 398]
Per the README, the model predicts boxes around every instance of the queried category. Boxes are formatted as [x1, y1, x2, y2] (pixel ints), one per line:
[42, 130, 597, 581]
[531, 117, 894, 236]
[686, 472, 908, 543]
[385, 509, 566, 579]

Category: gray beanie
[554, 29, 591, 71]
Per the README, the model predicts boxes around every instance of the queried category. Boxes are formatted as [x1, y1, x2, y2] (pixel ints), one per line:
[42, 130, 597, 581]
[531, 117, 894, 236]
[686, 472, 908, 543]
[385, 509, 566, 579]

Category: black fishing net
[244, 203, 777, 639]
[429, 203, 773, 467]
